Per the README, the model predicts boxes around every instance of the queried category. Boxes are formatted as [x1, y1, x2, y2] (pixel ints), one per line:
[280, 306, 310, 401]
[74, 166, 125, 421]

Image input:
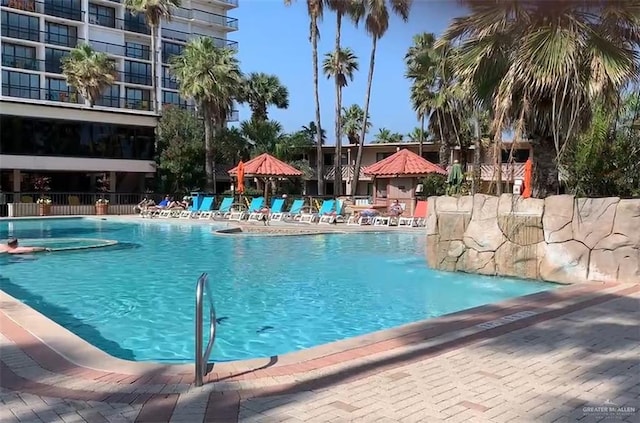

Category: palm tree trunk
[352, 37, 377, 197]
[419, 114, 425, 157]
[150, 25, 158, 114]
[472, 116, 481, 195]
[436, 112, 449, 168]
[493, 137, 503, 195]
[203, 109, 214, 191]
[334, 12, 343, 196]
[532, 137, 559, 197]
[311, 15, 324, 195]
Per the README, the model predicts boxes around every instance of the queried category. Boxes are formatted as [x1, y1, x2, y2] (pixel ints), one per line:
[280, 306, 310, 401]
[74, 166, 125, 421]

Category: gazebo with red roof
[229, 153, 303, 201]
[363, 148, 446, 214]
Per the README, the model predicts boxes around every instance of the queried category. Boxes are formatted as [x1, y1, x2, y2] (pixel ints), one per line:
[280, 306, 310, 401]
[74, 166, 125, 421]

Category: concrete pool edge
[0, 281, 632, 385]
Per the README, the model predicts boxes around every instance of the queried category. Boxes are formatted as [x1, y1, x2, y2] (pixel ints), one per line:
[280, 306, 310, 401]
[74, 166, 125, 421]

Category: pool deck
[1, 217, 639, 422]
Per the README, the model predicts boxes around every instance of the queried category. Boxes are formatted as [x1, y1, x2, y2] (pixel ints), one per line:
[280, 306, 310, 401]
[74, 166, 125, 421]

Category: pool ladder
[195, 272, 217, 387]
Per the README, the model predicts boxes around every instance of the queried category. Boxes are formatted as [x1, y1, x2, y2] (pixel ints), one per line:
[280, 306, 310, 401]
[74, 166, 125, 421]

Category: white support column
[109, 171, 117, 192]
[12, 170, 21, 192]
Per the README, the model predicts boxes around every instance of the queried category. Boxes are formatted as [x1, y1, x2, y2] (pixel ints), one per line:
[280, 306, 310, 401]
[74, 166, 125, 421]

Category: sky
[229, 0, 467, 144]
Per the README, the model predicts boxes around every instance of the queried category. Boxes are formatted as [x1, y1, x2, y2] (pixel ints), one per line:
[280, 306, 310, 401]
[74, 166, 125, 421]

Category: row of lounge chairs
[139, 196, 427, 227]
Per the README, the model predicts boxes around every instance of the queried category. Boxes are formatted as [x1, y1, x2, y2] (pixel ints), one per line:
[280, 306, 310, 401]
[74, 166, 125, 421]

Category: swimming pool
[0, 218, 556, 363]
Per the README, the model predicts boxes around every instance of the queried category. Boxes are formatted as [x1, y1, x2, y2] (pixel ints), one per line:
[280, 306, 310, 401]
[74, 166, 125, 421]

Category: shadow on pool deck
[0, 276, 137, 361]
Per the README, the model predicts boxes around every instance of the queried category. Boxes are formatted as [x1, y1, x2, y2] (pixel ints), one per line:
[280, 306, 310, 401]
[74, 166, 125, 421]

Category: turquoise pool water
[0, 218, 556, 363]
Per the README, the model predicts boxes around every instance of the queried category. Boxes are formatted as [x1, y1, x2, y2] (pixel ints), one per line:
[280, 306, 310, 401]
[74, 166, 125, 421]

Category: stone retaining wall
[425, 194, 640, 284]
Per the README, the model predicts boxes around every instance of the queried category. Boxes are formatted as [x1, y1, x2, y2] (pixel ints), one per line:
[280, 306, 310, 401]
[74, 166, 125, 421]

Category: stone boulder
[459, 248, 496, 275]
[572, 197, 619, 249]
[538, 240, 590, 284]
[464, 194, 505, 252]
[543, 195, 575, 243]
[495, 240, 539, 280]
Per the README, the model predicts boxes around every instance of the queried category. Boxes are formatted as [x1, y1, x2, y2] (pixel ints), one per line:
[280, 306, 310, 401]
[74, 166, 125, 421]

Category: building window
[376, 152, 392, 161]
[88, 3, 116, 28]
[125, 87, 151, 110]
[2, 0, 37, 13]
[45, 47, 68, 73]
[124, 60, 151, 85]
[1, 11, 39, 41]
[162, 42, 183, 63]
[125, 41, 150, 60]
[45, 77, 79, 103]
[422, 151, 439, 163]
[323, 153, 333, 166]
[1, 43, 38, 71]
[501, 148, 530, 163]
[1, 69, 40, 99]
[124, 12, 149, 34]
[95, 84, 120, 108]
[45, 22, 78, 47]
[162, 91, 187, 108]
[162, 66, 178, 89]
[44, 0, 82, 21]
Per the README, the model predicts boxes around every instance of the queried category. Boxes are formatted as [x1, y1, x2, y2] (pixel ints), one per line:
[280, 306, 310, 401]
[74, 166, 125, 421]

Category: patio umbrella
[446, 160, 464, 195]
[522, 158, 533, 198]
[236, 160, 245, 194]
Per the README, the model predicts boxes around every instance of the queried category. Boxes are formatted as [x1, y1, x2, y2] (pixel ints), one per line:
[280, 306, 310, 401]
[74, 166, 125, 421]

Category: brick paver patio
[1, 283, 638, 422]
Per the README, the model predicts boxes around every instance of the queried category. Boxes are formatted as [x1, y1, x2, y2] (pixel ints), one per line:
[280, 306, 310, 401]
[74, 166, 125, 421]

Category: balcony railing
[1, 25, 84, 47]
[1, 56, 65, 73]
[160, 28, 238, 50]
[171, 7, 238, 29]
[1, 83, 84, 104]
[1, 0, 84, 20]
[162, 75, 179, 90]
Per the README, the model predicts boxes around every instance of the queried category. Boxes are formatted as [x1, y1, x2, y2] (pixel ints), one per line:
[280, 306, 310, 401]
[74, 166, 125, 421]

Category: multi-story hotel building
[0, 0, 238, 194]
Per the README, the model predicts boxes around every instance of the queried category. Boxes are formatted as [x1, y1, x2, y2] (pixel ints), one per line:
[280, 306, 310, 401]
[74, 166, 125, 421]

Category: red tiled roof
[228, 153, 303, 177]
[363, 148, 446, 177]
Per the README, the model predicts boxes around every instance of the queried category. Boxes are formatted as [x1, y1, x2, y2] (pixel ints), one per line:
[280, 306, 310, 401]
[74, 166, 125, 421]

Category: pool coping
[0, 280, 629, 385]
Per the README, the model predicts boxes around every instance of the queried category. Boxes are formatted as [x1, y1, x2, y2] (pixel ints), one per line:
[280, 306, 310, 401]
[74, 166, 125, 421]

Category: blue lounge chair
[271, 198, 305, 222]
[229, 196, 264, 221]
[319, 199, 345, 224]
[192, 197, 215, 219]
[248, 197, 285, 223]
[299, 199, 335, 224]
[210, 197, 234, 219]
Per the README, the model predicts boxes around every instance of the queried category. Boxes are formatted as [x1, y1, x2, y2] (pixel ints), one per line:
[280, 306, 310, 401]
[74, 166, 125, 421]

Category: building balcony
[1, 83, 84, 104]
[210, 0, 238, 9]
[160, 27, 237, 52]
[1, 25, 83, 47]
[1, 0, 84, 21]
[172, 7, 238, 31]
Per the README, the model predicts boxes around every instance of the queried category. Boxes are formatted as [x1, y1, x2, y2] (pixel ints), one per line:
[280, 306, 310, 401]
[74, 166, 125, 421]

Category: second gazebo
[228, 153, 303, 201]
[363, 148, 446, 214]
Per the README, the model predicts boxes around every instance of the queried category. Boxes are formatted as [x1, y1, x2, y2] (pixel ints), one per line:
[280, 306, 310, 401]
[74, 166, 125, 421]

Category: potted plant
[34, 176, 52, 216]
[95, 174, 110, 215]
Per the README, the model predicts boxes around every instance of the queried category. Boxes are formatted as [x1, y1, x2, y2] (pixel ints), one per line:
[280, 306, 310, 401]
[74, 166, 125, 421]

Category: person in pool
[0, 238, 51, 254]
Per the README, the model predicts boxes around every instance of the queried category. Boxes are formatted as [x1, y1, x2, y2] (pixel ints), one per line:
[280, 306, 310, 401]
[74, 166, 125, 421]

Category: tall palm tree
[342, 104, 371, 145]
[407, 127, 427, 143]
[301, 121, 327, 145]
[239, 72, 289, 122]
[170, 37, 243, 191]
[322, 47, 359, 195]
[61, 44, 116, 107]
[124, 0, 180, 114]
[284, 0, 326, 195]
[350, 0, 411, 196]
[373, 127, 403, 143]
[440, 0, 640, 196]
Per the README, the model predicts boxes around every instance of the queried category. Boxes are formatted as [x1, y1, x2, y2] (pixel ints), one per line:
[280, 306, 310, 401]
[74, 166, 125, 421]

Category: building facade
[0, 0, 238, 195]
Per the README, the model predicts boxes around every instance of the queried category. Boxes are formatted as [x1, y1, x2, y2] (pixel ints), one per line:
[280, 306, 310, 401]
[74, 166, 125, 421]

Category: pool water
[0, 218, 556, 363]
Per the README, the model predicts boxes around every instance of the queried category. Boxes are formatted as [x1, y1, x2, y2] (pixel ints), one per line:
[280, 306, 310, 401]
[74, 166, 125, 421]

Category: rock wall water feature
[425, 194, 640, 284]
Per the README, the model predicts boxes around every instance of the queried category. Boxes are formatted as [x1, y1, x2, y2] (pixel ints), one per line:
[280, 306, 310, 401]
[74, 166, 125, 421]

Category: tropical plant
[440, 0, 640, 197]
[170, 37, 243, 191]
[342, 104, 371, 145]
[284, 0, 326, 194]
[124, 0, 180, 113]
[323, 47, 359, 194]
[240, 119, 287, 157]
[215, 127, 251, 164]
[407, 127, 427, 143]
[301, 121, 326, 145]
[350, 0, 412, 196]
[239, 72, 290, 122]
[61, 44, 116, 107]
[33, 176, 51, 203]
[373, 127, 403, 143]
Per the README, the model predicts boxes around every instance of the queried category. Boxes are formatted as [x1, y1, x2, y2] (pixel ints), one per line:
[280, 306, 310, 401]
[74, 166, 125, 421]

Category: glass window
[501, 148, 530, 163]
[1, 11, 39, 41]
[2, 69, 40, 99]
[95, 84, 120, 108]
[45, 77, 79, 103]
[125, 88, 151, 110]
[124, 11, 149, 34]
[125, 41, 150, 60]
[161, 42, 183, 63]
[376, 152, 392, 161]
[162, 66, 178, 89]
[124, 60, 151, 85]
[45, 21, 78, 47]
[88, 3, 115, 28]
[44, 0, 82, 21]
[1, 43, 38, 70]
[45, 48, 68, 73]
[162, 91, 187, 108]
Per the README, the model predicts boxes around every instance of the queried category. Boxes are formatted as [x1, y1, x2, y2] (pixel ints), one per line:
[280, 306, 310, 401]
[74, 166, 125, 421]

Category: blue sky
[229, 0, 466, 143]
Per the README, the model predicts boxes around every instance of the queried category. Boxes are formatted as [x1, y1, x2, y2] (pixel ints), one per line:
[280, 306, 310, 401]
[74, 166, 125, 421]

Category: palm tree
[350, 0, 411, 196]
[440, 0, 640, 196]
[61, 43, 116, 107]
[301, 121, 326, 145]
[124, 0, 180, 114]
[284, 0, 326, 195]
[322, 47, 359, 195]
[342, 104, 371, 145]
[373, 127, 403, 143]
[239, 72, 289, 122]
[407, 127, 427, 143]
[170, 37, 243, 191]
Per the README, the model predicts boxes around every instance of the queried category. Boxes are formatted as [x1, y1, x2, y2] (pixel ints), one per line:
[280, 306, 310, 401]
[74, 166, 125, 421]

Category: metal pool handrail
[195, 272, 217, 387]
